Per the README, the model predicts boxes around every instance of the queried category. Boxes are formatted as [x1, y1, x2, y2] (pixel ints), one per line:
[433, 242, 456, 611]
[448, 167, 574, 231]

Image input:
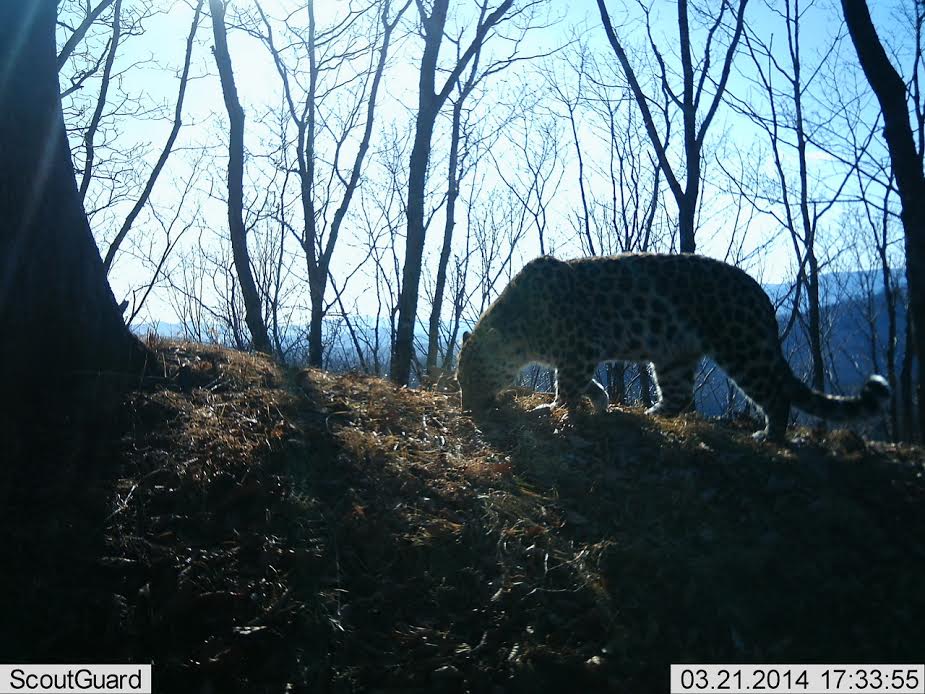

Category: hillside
[2, 340, 924, 693]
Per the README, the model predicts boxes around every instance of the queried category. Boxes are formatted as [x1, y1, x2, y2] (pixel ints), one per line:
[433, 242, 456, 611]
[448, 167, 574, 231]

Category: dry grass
[2, 339, 923, 692]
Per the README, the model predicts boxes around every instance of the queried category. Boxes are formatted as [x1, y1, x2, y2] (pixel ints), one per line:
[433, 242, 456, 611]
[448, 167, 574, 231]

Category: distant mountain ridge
[763, 267, 906, 309]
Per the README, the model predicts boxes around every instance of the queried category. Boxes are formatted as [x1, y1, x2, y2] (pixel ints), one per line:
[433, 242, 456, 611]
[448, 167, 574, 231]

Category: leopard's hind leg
[714, 349, 792, 441]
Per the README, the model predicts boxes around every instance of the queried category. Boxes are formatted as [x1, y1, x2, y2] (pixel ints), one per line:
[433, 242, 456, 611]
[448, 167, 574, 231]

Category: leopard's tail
[787, 374, 890, 422]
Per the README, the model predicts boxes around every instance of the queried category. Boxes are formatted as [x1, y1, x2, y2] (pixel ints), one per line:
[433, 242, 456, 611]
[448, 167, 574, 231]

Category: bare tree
[123, 152, 204, 326]
[251, 0, 409, 367]
[842, 0, 925, 438]
[102, 0, 204, 273]
[346, 124, 413, 374]
[596, 0, 749, 253]
[493, 111, 565, 256]
[391, 0, 531, 386]
[730, 0, 871, 392]
[59, 0, 161, 233]
[541, 42, 670, 404]
[423, 24, 531, 382]
[586, 72, 667, 405]
[424, 83, 476, 382]
[76, 0, 123, 201]
[546, 44, 597, 255]
[209, 0, 271, 352]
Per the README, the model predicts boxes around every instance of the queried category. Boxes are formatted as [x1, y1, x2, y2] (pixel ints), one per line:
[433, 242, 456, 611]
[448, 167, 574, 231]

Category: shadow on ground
[470, 401, 925, 689]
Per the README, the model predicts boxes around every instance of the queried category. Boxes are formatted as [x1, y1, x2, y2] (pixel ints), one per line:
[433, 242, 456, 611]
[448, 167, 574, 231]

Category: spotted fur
[456, 254, 890, 441]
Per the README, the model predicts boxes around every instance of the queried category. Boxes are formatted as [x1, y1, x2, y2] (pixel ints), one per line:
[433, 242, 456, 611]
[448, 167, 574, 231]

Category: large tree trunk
[0, 0, 146, 416]
[842, 0, 925, 439]
[210, 0, 271, 353]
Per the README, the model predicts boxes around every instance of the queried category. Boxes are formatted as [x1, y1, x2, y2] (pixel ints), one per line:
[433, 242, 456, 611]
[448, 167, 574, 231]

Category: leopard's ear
[462, 331, 471, 345]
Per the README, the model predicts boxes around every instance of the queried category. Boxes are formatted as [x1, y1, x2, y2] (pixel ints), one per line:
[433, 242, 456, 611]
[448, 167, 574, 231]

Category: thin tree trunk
[210, 0, 271, 353]
[883, 269, 899, 440]
[876, 190, 899, 440]
[607, 362, 626, 405]
[426, 97, 463, 381]
[300, 0, 323, 367]
[677, 0, 698, 254]
[806, 252, 825, 391]
[790, 7, 826, 393]
[567, 100, 596, 256]
[639, 364, 653, 408]
[391, 0, 451, 387]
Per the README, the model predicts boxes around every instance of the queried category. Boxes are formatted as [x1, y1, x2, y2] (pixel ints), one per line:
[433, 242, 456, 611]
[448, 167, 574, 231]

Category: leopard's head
[456, 327, 517, 412]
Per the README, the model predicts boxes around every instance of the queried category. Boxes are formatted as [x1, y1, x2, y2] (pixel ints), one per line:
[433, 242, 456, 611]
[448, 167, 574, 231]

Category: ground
[1, 340, 923, 693]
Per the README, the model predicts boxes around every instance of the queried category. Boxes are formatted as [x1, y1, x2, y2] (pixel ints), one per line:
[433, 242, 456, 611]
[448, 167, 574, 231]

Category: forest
[1, 0, 925, 691]
[1, 0, 917, 440]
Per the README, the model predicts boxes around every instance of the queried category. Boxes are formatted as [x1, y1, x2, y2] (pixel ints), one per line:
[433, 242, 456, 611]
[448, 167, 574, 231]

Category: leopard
[456, 253, 890, 441]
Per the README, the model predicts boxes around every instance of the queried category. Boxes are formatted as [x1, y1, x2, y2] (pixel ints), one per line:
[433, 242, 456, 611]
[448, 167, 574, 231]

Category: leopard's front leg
[550, 366, 602, 418]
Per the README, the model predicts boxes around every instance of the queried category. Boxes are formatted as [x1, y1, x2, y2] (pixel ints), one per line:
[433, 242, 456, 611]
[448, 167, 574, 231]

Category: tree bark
[0, 0, 146, 415]
[842, 0, 925, 439]
[210, 0, 271, 353]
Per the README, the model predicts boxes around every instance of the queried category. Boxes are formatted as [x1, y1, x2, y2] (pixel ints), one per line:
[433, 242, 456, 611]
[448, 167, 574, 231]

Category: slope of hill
[2, 340, 923, 693]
